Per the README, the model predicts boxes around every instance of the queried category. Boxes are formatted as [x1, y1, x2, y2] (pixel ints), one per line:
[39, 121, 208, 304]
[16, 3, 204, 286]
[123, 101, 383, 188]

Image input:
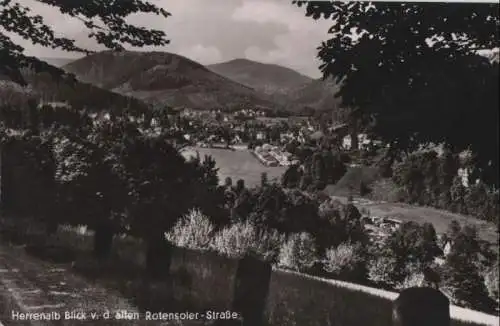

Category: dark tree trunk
[46, 220, 58, 235]
[93, 221, 114, 260]
[350, 129, 359, 150]
[145, 230, 172, 280]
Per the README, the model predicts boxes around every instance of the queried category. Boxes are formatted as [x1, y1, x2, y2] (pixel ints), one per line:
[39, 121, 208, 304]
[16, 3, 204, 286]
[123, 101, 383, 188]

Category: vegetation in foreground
[0, 100, 498, 316]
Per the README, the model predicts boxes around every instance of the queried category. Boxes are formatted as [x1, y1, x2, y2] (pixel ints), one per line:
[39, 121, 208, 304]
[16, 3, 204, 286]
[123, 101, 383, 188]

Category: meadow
[181, 146, 287, 187]
[329, 195, 499, 246]
[324, 167, 498, 246]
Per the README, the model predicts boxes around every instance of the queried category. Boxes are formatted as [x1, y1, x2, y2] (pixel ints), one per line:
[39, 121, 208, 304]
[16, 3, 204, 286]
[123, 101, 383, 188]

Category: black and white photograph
[0, 0, 499, 325]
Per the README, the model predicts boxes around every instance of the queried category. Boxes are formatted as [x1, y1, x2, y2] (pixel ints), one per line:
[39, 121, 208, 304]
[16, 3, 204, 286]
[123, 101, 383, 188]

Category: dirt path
[0, 245, 212, 326]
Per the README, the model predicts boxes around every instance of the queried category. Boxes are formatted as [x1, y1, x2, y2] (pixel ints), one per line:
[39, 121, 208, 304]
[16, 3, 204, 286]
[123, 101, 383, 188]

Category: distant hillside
[207, 59, 313, 96]
[0, 64, 149, 113]
[207, 58, 343, 113]
[286, 76, 343, 112]
[63, 51, 280, 111]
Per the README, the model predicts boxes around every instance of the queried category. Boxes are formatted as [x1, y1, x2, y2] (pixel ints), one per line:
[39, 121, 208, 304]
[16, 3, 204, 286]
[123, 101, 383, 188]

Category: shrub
[278, 232, 318, 273]
[368, 255, 399, 287]
[253, 228, 286, 264]
[484, 264, 499, 303]
[210, 221, 285, 262]
[395, 272, 425, 291]
[209, 220, 258, 259]
[165, 208, 214, 250]
[323, 242, 367, 282]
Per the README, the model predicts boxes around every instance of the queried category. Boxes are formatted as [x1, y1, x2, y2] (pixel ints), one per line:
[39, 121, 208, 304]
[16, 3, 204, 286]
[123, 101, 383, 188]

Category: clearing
[331, 196, 498, 245]
[181, 146, 286, 187]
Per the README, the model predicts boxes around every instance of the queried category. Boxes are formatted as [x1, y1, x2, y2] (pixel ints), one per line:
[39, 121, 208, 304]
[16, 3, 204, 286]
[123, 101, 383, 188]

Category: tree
[312, 153, 327, 190]
[438, 149, 460, 206]
[317, 199, 367, 253]
[282, 164, 301, 188]
[187, 154, 227, 227]
[295, 2, 499, 187]
[443, 232, 495, 312]
[1, 0, 171, 85]
[382, 221, 443, 284]
[441, 222, 496, 312]
[235, 179, 246, 195]
[450, 176, 467, 214]
[420, 223, 443, 265]
[121, 130, 197, 275]
[46, 111, 132, 258]
[260, 172, 269, 188]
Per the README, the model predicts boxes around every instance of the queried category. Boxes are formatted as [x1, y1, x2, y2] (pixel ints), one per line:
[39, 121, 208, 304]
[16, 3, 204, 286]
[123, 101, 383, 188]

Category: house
[232, 135, 243, 144]
[342, 133, 372, 150]
[37, 100, 70, 109]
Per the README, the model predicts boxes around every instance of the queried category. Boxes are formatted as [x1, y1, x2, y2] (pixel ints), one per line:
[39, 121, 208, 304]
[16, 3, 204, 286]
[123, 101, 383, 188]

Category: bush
[484, 264, 499, 303]
[323, 242, 367, 282]
[210, 220, 258, 259]
[394, 272, 425, 291]
[278, 232, 318, 273]
[368, 255, 399, 287]
[253, 228, 286, 264]
[165, 208, 214, 250]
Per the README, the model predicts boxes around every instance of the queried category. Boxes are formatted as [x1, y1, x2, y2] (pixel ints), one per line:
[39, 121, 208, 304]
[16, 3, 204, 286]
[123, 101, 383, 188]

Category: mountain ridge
[208, 58, 313, 96]
[0, 61, 149, 113]
[63, 50, 281, 111]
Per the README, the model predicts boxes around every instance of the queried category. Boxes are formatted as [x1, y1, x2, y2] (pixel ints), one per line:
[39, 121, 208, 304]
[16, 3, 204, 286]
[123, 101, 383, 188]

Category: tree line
[0, 103, 226, 276]
[385, 149, 499, 224]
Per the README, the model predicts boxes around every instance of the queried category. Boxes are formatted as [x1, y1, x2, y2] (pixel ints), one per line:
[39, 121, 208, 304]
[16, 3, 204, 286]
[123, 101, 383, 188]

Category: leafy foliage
[317, 199, 366, 251]
[278, 232, 319, 273]
[392, 151, 499, 223]
[375, 221, 442, 285]
[1, 0, 170, 85]
[165, 208, 215, 250]
[484, 263, 499, 303]
[296, 1, 499, 187]
[0, 102, 225, 263]
[441, 222, 497, 312]
[323, 242, 368, 283]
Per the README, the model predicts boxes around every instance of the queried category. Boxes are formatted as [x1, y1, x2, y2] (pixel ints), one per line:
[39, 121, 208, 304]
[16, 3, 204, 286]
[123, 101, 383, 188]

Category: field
[181, 146, 287, 187]
[324, 166, 498, 245]
[331, 196, 499, 245]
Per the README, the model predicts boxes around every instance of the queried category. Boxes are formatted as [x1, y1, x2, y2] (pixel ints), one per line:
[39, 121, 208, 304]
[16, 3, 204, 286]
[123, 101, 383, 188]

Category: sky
[9, 0, 334, 78]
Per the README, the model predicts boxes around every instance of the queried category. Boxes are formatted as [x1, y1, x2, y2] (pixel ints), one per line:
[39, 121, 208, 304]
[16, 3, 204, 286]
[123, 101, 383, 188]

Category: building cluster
[253, 144, 299, 167]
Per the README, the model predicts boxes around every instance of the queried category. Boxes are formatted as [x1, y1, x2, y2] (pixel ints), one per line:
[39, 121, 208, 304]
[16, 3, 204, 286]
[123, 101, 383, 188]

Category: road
[0, 244, 214, 326]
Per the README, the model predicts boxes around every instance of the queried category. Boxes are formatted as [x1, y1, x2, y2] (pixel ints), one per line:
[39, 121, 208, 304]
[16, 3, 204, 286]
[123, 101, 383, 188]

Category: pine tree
[260, 172, 269, 188]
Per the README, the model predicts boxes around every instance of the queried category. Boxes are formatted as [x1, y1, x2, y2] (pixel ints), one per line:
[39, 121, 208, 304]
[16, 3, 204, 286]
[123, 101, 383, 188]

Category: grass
[322, 164, 497, 246]
[181, 146, 286, 187]
[1, 216, 497, 326]
[336, 197, 498, 245]
[324, 166, 381, 197]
